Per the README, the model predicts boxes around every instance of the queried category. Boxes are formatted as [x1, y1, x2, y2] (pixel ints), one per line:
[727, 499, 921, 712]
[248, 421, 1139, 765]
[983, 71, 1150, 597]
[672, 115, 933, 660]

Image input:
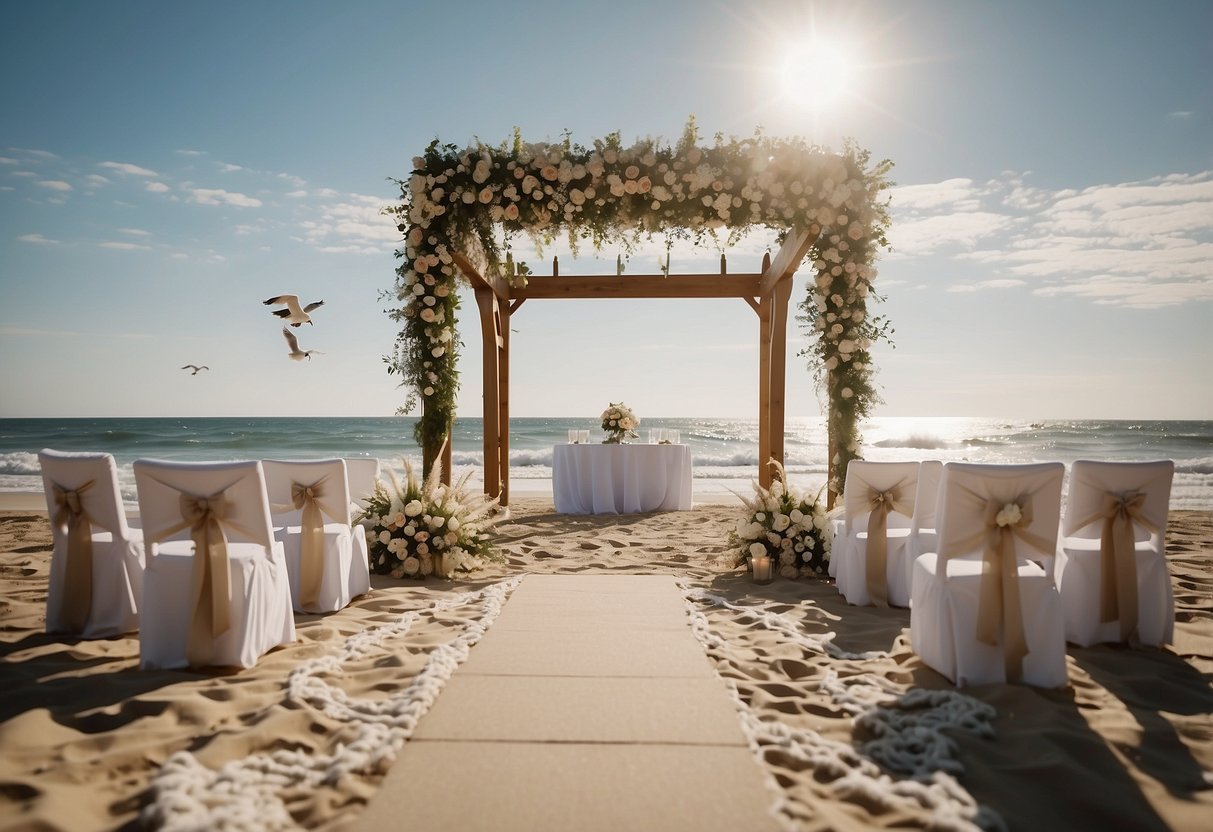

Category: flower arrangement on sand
[731, 461, 832, 578]
[600, 401, 640, 443]
[358, 455, 502, 579]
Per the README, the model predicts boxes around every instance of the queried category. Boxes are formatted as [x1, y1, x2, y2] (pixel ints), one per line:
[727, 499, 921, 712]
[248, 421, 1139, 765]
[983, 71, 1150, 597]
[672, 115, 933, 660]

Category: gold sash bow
[1071, 490, 1157, 641]
[863, 483, 913, 606]
[52, 480, 101, 632]
[290, 477, 330, 608]
[146, 478, 263, 667]
[943, 494, 1055, 682]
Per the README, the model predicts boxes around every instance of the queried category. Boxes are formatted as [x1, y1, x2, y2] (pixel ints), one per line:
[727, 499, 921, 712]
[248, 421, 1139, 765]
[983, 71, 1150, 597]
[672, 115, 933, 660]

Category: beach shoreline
[1, 503, 1210, 830]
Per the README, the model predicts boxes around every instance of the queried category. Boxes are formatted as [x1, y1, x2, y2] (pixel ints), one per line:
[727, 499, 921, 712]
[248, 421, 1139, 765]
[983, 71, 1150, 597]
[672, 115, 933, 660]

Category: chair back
[1063, 460, 1173, 542]
[911, 460, 944, 535]
[843, 460, 919, 533]
[39, 449, 129, 537]
[343, 457, 380, 505]
[133, 459, 274, 551]
[937, 462, 1064, 566]
[262, 459, 352, 525]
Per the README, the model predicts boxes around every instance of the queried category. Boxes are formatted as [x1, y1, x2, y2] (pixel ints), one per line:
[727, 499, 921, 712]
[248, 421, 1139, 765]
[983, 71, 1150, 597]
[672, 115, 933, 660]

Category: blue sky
[1, 0, 1210, 420]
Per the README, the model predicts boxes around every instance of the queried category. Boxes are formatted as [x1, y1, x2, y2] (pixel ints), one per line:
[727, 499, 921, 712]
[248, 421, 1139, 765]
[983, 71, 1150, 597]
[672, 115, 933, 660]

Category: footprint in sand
[533, 550, 564, 560]
[578, 542, 600, 550]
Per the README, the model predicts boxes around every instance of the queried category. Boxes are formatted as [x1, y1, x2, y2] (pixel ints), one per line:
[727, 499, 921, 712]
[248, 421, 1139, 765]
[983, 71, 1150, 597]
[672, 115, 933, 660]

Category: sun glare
[780, 40, 857, 110]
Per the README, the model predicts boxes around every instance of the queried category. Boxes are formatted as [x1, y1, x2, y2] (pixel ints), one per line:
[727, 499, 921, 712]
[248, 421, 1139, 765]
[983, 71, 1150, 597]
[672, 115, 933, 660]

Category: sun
[779, 40, 857, 110]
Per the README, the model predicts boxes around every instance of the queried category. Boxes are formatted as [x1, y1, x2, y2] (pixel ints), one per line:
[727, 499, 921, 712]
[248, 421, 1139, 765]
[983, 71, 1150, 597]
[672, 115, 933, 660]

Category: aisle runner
[356, 574, 784, 832]
[142, 577, 523, 831]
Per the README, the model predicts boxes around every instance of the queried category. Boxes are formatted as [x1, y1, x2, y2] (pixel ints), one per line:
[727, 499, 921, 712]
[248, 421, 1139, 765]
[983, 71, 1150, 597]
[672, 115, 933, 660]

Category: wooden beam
[498, 300, 512, 507]
[757, 225, 820, 297]
[509, 298, 526, 315]
[743, 297, 760, 315]
[512, 273, 763, 300]
[757, 294, 773, 488]
[452, 251, 509, 301]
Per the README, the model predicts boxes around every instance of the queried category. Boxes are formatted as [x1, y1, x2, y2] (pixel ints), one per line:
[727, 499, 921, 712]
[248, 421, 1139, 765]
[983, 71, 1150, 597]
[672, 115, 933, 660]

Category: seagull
[180, 364, 209, 375]
[282, 327, 323, 361]
[264, 295, 324, 327]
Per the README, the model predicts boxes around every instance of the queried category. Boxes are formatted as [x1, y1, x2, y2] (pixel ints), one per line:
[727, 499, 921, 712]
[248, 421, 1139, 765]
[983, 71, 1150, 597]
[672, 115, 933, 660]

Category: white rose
[773, 514, 791, 532]
[403, 556, 420, 576]
[405, 500, 424, 517]
[748, 542, 767, 559]
[378, 530, 391, 545]
[995, 503, 1023, 527]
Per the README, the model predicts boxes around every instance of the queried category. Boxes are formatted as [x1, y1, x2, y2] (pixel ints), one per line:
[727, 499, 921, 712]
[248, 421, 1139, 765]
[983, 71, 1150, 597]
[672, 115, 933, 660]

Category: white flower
[378, 530, 391, 545]
[404, 499, 424, 517]
[748, 542, 767, 559]
[773, 513, 791, 532]
[995, 502, 1023, 528]
[403, 556, 420, 576]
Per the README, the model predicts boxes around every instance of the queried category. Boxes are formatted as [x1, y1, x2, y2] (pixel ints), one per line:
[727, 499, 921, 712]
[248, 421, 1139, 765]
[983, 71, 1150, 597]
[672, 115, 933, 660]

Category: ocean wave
[961, 438, 1011, 447]
[1175, 457, 1213, 475]
[0, 452, 41, 476]
[872, 434, 952, 451]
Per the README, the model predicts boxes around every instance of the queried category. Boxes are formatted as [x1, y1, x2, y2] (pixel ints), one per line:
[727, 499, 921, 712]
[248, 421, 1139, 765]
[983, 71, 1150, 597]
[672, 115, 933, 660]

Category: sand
[1, 497, 1210, 831]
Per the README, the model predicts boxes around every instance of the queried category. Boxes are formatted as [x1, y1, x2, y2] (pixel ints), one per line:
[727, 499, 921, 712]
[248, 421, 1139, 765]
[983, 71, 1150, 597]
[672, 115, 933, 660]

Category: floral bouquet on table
[600, 401, 639, 444]
[730, 460, 832, 578]
[357, 452, 503, 579]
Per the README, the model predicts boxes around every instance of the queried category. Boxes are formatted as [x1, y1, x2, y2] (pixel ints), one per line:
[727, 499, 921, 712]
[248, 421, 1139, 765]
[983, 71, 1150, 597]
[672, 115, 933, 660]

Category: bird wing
[303, 300, 325, 313]
[180, 365, 195, 370]
[264, 294, 299, 307]
[271, 309, 291, 319]
[282, 327, 300, 351]
[198, 366, 209, 371]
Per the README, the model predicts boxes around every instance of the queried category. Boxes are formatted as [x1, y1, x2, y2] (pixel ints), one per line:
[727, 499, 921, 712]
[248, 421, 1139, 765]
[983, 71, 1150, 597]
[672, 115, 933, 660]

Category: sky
[1, 0, 1210, 422]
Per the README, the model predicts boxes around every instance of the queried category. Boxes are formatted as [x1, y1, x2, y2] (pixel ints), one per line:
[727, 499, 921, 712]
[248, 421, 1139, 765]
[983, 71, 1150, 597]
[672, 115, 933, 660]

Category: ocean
[1, 417, 1210, 510]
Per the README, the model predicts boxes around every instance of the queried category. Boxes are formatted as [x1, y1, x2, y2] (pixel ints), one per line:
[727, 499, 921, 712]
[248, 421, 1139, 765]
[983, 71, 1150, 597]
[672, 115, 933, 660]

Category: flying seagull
[180, 364, 209, 375]
[282, 327, 323, 361]
[264, 294, 324, 327]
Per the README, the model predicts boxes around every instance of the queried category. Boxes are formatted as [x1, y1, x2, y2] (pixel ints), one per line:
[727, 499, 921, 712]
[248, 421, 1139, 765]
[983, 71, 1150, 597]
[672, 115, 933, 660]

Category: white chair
[263, 459, 371, 614]
[39, 449, 145, 638]
[905, 460, 944, 584]
[344, 456, 380, 519]
[133, 459, 295, 670]
[834, 460, 919, 607]
[910, 462, 1066, 688]
[1056, 460, 1174, 647]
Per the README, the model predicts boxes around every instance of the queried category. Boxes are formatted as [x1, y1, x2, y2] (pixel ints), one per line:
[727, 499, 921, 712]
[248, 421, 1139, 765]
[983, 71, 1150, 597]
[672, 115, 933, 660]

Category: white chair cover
[1056, 460, 1174, 647]
[344, 457, 380, 517]
[134, 459, 295, 669]
[906, 460, 944, 581]
[910, 462, 1066, 688]
[834, 461, 919, 607]
[39, 449, 145, 638]
[263, 459, 371, 614]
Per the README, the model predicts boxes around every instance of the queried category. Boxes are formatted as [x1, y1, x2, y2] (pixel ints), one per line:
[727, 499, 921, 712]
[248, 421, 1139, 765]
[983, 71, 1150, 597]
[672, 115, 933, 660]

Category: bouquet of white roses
[731, 461, 832, 578]
[357, 453, 502, 579]
[600, 401, 639, 443]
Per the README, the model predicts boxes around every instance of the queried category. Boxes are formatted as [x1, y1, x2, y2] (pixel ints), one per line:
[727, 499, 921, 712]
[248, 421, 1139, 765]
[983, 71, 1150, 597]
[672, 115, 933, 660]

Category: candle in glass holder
[667, 429, 680, 444]
[579, 429, 590, 444]
[568, 429, 579, 443]
[751, 555, 773, 583]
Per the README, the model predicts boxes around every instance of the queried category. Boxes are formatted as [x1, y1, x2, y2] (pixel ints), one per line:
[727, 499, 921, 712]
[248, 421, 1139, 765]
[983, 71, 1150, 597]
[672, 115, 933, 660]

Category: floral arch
[388, 121, 892, 506]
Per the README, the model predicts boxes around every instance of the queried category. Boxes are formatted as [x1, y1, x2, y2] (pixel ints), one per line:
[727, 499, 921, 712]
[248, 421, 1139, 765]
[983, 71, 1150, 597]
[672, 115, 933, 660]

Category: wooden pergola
[450, 224, 821, 507]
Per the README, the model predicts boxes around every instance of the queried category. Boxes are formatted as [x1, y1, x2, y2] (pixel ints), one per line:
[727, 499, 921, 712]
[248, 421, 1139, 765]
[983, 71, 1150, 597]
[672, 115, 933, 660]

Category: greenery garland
[388, 120, 893, 486]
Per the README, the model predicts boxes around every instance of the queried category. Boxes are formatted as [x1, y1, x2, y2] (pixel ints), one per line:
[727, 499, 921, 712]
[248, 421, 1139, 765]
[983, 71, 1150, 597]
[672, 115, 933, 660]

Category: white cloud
[22, 149, 60, 160]
[219, 163, 244, 173]
[286, 190, 309, 198]
[84, 174, 110, 187]
[0, 325, 81, 337]
[145, 181, 170, 193]
[1168, 110, 1194, 118]
[37, 179, 72, 191]
[118, 227, 152, 237]
[18, 233, 60, 245]
[170, 252, 189, 260]
[889, 171, 1213, 309]
[99, 241, 152, 251]
[298, 193, 398, 252]
[0, 157, 18, 165]
[11, 171, 36, 178]
[176, 149, 206, 157]
[99, 161, 159, 177]
[189, 188, 262, 207]
[889, 178, 978, 212]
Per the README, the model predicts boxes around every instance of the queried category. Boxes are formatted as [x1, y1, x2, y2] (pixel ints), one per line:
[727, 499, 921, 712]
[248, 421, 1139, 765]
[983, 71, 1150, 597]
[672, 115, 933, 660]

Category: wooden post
[757, 253, 773, 488]
[826, 369, 838, 509]
[442, 421, 453, 485]
[474, 289, 501, 500]
[498, 298, 512, 507]
[768, 274, 793, 478]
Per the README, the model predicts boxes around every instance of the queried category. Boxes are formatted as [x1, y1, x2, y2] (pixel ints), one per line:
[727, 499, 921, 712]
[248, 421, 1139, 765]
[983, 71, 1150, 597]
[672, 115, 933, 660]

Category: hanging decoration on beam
[387, 118, 893, 498]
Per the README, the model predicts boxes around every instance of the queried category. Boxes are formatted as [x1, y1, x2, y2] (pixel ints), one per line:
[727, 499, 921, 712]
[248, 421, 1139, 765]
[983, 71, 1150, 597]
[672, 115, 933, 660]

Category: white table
[552, 443, 693, 514]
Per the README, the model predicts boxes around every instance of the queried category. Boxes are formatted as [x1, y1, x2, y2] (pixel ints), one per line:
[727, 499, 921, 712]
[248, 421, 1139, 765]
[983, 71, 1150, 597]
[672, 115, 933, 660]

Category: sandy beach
[1, 495, 1210, 831]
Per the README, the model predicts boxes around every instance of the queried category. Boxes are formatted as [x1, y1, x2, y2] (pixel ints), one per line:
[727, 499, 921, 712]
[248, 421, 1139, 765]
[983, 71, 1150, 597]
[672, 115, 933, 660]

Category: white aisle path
[355, 574, 780, 831]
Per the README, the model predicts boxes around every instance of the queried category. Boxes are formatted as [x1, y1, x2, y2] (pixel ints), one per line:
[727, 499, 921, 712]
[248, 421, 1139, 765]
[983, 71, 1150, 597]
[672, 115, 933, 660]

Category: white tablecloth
[553, 443, 693, 514]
